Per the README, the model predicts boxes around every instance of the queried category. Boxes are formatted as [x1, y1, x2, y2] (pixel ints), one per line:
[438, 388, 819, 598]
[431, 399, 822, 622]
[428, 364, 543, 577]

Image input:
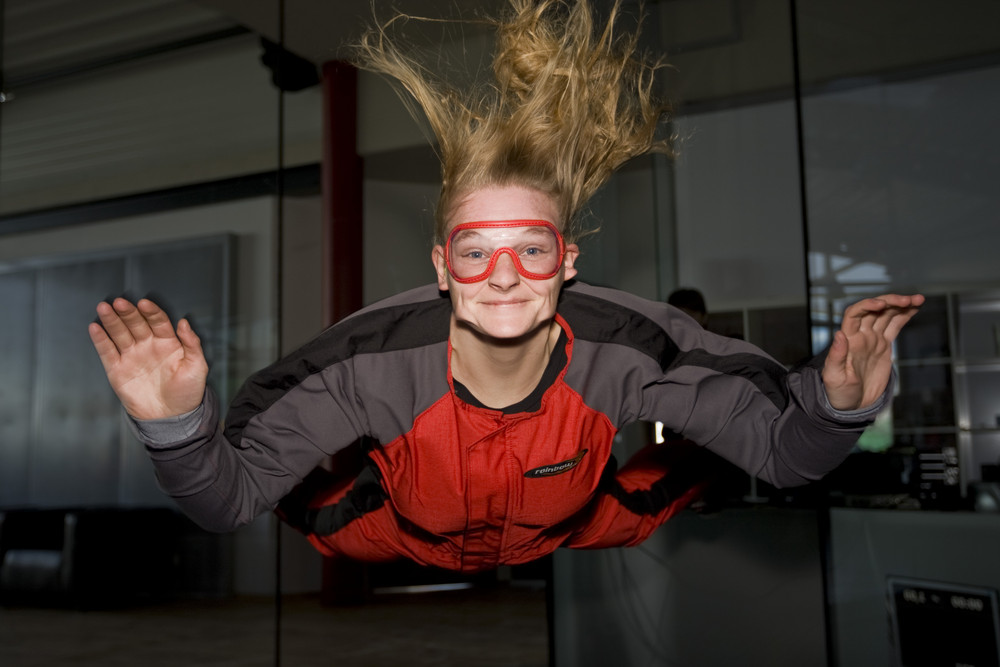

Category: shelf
[954, 359, 1000, 372]
[896, 357, 952, 367]
[893, 427, 959, 436]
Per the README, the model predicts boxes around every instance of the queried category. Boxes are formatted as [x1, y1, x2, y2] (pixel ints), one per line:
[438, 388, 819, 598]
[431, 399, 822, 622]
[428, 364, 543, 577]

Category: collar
[453, 328, 569, 414]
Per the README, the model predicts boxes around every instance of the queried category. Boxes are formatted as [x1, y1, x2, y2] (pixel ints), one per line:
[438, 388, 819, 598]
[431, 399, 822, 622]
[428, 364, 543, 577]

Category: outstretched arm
[822, 293, 925, 411]
[88, 298, 209, 420]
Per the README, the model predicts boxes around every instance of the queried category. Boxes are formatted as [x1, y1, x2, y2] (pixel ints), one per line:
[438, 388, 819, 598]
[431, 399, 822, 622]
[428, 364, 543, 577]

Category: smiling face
[432, 184, 580, 340]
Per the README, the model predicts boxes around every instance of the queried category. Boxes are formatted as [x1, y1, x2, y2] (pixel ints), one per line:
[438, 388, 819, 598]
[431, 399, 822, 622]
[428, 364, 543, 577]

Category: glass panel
[33, 259, 127, 507]
[707, 309, 746, 340]
[895, 294, 950, 361]
[746, 305, 810, 366]
[0, 271, 35, 505]
[673, 101, 807, 311]
[894, 363, 956, 428]
[559, 1, 822, 665]
[0, 0, 280, 663]
[956, 293, 1000, 360]
[800, 0, 1000, 503]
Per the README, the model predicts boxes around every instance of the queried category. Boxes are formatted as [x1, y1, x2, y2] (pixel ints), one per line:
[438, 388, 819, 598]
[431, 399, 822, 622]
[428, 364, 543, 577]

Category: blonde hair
[355, 0, 673, 244]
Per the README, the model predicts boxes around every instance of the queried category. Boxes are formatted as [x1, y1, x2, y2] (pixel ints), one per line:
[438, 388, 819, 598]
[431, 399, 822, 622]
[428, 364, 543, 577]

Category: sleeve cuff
[127, 398, 207, 446]
[820, 369, 896, 423]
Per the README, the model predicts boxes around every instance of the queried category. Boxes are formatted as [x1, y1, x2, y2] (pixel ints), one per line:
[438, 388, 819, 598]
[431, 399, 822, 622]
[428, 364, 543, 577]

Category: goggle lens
[446, 220, 565, 283]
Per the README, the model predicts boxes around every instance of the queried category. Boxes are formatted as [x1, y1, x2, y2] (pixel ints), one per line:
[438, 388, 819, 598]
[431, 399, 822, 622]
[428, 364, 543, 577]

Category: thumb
[826, 330, 848, 373]
[177, 318, 206, 361]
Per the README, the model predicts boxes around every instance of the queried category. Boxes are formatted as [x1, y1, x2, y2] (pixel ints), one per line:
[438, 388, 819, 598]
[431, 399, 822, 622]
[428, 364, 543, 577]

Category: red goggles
[445, 220, 566, 284]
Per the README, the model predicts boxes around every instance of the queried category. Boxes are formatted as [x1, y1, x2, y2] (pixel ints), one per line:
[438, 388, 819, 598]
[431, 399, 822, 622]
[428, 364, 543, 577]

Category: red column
[321, 60, 363, 327]
[319, 60, 367, 605]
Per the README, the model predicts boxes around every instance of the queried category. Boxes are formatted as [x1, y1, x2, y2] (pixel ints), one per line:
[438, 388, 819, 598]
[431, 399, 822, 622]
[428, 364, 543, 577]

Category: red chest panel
[370, 380, 616, 569]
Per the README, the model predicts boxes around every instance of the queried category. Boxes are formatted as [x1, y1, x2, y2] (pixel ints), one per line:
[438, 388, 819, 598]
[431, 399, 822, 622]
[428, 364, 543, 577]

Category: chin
[461, 312, 549, 341]
[475, 320, 539, 340]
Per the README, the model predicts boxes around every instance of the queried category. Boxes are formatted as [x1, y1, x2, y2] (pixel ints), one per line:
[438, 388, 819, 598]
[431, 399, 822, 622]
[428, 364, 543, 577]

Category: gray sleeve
[126, 286, 450, 533]
[127, 382, 362, 533]
[644, 342, 891, 488]
[562, 283, 890, 488]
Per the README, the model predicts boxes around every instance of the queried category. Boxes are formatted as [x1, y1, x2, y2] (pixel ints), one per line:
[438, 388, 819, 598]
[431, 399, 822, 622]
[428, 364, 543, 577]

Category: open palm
[89, 298, 209, 420]
[822, 293, 925, 411]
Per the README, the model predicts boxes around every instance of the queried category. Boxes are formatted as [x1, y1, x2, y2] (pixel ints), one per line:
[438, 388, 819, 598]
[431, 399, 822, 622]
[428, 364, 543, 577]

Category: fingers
[839, 297, 883, 336]
[91, 300, 135, 363]
[93, 298, 177, 351]
[137, 299, 180, 340]
[841, 294, 924, 339]
[877, 294, 925, 339]
[88, 320, 120, 372]
[114, 298, 158, 342]
[864, 294, 924, 340]
[94, 298, 146, 350]
[880, 305, 921, 341]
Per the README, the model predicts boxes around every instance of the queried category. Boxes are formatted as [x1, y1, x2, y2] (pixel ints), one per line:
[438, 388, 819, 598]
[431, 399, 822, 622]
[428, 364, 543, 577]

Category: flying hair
[354, 0, 674, 244]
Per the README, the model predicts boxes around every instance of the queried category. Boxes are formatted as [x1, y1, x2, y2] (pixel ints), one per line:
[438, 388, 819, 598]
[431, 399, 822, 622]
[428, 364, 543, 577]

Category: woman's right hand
[89, 298, 209, 420]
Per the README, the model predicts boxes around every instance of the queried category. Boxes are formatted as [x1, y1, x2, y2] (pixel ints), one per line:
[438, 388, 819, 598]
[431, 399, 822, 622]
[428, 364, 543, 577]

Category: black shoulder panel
[224, 289, 452, 445]
[559, 284, 789, 412]
[558, 287, 681, 370]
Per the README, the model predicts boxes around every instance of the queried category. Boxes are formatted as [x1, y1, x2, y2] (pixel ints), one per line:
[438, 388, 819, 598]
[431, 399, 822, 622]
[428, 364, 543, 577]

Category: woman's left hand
[822, 293, 926, 411]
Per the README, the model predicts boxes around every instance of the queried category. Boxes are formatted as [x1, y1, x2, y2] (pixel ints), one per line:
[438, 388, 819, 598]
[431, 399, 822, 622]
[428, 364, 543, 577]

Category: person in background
[667, 288, 708, 329]
[88, 0, 924, 573]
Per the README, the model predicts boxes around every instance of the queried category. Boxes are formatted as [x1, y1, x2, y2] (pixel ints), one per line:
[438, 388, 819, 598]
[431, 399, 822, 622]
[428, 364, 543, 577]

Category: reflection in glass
[1, 0, 283, 664]
[800, 0, 1000, 510]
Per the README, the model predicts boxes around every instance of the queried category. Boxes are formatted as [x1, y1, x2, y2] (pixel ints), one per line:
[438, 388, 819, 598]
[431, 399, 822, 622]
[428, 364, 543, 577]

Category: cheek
[541, 278, 565, 303]
[448, 283, 479, 310]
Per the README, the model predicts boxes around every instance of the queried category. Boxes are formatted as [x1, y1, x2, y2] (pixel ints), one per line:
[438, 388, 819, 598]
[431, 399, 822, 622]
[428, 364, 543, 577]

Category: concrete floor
[0, 585, 549, 667]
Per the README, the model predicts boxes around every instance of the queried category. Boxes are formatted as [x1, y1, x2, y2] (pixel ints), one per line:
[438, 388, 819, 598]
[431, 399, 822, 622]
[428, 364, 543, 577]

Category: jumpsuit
[133, 281, 887, 572]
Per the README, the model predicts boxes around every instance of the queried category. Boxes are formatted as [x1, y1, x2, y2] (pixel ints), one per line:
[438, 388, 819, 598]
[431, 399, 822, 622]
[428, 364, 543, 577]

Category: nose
[487, 249, 521, 289]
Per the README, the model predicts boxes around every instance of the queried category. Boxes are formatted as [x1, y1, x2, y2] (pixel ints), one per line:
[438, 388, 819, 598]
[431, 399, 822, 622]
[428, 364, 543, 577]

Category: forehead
[446, 185, 561, 232]
[450, 222, 557, 243]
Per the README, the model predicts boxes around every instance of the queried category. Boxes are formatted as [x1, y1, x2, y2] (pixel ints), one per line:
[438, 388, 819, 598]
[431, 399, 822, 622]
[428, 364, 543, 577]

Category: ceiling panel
[197, 0, 507, 62]
[2, 0, 998, 218]
[3, 0, 241, 85]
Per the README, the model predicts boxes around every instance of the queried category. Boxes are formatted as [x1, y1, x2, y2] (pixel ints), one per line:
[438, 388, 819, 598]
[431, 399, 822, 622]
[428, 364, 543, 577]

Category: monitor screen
[888, 576, 1000, 667]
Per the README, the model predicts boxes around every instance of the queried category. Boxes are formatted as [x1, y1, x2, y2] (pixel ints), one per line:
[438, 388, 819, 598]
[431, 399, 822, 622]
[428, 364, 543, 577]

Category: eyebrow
[451, 226, 553, 243]
[450, 229, 485, 244]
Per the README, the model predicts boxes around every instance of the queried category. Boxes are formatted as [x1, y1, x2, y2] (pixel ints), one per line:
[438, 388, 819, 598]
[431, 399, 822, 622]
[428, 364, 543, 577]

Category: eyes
[461, 245, 549, 262]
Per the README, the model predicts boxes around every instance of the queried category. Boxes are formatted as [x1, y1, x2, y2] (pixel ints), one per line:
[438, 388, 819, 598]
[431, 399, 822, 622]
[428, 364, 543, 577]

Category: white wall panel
[673, 101, 807, 311]
[803, 65, 1000, 296]
[1, 34, 321, 216]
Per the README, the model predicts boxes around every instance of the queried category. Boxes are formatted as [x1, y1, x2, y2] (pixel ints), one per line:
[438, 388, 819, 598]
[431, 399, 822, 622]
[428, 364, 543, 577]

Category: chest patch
[524, 449, 588, 478]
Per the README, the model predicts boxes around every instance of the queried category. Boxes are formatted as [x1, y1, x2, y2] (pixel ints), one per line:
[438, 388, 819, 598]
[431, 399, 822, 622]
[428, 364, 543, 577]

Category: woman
[89, 0, 923, 572]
